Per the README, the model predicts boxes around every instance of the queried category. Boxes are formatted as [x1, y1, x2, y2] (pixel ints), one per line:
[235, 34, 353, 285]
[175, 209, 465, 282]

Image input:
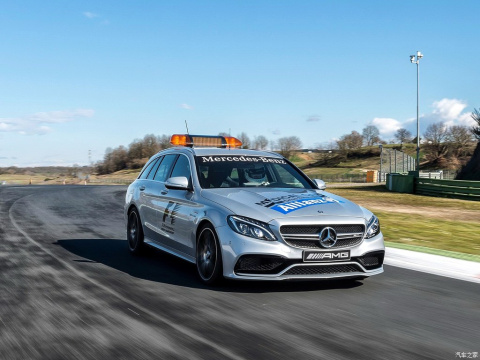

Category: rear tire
[196, 224, 223, 285]
[127, 208, 144, 255]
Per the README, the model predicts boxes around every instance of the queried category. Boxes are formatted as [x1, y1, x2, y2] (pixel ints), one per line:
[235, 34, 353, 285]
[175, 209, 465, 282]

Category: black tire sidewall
[128, 208, 144, 254]
[196, 224, 223, 285]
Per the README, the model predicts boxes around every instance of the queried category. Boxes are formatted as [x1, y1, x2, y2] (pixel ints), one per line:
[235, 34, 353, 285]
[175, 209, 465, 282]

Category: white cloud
[431, 98, 467, 122]
[307, 115, 320, 122]
[180, 103, 193, 110]
[83, 12, 99, 19]
[0, 109, 95, 135]
[425, 98, 475, 128]
[369, 98, 475, 140]
[371, 118, 402, 136]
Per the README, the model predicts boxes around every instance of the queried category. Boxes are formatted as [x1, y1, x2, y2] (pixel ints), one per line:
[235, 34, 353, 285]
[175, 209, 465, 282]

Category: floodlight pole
[410, 51, 423, 171]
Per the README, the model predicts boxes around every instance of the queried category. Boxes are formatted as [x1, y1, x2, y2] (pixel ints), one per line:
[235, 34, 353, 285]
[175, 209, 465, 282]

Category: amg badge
[303, 250, 351, 262]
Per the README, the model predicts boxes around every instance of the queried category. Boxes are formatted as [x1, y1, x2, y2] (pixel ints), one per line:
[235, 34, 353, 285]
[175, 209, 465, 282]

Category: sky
[1, 0, 479, 167]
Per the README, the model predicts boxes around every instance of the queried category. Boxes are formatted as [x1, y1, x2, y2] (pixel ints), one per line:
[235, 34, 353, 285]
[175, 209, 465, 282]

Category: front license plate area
[303, 250, 351, 262]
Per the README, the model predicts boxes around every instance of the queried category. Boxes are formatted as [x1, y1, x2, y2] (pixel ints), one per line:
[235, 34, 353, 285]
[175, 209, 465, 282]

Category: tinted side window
[170, 155, 191, 182]
[147, 156, 163, 180]
[153, 154, 177, 182]
[139, 157, 160, 179]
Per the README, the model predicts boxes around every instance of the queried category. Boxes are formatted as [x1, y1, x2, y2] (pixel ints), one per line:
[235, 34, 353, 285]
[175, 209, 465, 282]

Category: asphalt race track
[1, 185, 479, 360]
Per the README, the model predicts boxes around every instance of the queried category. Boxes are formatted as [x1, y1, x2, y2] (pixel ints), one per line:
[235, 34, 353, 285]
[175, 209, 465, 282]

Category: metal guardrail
[415, 178, 480, 200]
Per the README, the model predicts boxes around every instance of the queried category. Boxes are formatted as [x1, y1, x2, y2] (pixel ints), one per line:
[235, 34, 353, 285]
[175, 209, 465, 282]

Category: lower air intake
[283, 264, 361, 276]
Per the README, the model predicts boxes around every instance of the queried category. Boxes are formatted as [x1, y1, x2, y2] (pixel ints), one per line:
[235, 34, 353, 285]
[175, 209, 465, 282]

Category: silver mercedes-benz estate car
[125, 134, 384, 284]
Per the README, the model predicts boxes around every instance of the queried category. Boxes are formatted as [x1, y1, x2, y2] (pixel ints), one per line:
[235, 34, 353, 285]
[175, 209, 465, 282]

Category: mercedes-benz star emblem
[319, 227, 337, 248]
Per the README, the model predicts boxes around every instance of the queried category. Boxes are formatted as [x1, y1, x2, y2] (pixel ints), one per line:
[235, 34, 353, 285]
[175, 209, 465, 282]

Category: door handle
[139, 186, 146, 191]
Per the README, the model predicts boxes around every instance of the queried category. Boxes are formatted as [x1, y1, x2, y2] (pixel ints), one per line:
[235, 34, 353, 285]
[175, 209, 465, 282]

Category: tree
[253, 135, 269, 150]
[394, 128, 412, 144]
[277, 136, 302, 158]
[158, 134, 171, 150]
[457, 108, 480, 180]
[447, 125, 473, 157]
[237, 132, 251, 149]
[336, 131, 363, 159]
[423, 122, 449, 163]
[471, 108, 480, 140]
[362, 125, 380, 146]
[424, 122, 448, 145]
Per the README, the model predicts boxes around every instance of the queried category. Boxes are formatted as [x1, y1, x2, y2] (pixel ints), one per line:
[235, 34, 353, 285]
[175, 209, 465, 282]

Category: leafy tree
[362, 125, 380, 146]
[253, 135, 269, 150]
[394, 128, 412, 144]
[277, 136, 302, 158]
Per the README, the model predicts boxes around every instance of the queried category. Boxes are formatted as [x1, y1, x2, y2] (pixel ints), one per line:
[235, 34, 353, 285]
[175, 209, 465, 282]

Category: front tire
[196, 224, 223, 285]
[127, 208, 144, 254]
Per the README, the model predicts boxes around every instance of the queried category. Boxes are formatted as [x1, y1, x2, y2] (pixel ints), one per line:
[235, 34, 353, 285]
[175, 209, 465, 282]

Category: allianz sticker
[256, 193, 343, 214]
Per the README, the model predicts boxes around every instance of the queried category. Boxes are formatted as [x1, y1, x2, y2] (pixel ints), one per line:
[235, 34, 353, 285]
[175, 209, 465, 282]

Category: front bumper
[217, 225, 385, 281]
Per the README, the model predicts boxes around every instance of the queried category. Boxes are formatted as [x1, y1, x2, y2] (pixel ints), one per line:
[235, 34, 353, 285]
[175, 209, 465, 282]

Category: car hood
[200, 187, 365, 223]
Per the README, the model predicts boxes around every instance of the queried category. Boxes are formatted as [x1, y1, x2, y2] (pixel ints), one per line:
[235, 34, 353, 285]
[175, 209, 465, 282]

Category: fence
[379, 148, 416, 182]
[418, 170, 457, 180]
[415, 178, 480, 199]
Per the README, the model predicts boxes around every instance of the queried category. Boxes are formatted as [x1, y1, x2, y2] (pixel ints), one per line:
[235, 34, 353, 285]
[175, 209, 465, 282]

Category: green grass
[329, 185, 480, 258]
[376, 209, 480, 256]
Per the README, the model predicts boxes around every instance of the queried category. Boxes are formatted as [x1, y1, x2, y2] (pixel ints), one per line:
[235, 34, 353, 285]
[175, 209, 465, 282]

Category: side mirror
[313, 179, 326, 190]
[165, 176, 191, 191]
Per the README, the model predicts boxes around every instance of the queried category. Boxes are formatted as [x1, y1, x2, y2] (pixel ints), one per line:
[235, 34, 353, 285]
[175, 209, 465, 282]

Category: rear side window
[147, 156, 164, 180]
[139, 157, 160, 179]
[153, 154, 177, 182]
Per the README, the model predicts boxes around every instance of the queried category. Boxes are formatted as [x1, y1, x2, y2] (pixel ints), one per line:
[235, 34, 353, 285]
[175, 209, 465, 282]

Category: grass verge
[330, 185, 480, 258]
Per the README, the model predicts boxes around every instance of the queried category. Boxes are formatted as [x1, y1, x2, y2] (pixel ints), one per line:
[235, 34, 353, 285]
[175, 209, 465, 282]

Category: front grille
[280, 224, 365, 249]
[283, 264, 361, 276]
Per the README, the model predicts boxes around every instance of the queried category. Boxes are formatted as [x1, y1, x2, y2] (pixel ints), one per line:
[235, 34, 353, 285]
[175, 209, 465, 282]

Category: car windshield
[195, 155, 313, 189]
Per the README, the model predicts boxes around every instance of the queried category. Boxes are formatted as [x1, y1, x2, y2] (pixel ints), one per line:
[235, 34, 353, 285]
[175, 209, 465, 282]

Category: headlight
[227, 216, 276, 241]
[365, 215, 380, 239]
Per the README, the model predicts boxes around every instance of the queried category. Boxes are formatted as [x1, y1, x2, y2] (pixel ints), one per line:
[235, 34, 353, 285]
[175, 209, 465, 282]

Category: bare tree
[457, 108, 480, 180]
[336, 131, 363, 159]
[158, 134, 171, 150]
[237, 132, 251, 149]
[446, 125, 473, 157]
[277, 136, 302, 158]
[424, 122, 448, 145]
[253, 135, 269, 150]
[362, 125, 380, 146]
[394, 128, 412, 144]
[423, 122, 449, 162]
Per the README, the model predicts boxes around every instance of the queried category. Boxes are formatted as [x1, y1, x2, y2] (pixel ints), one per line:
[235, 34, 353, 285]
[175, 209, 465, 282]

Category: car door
[136, 156, 162, 241]
[157, 154, 198, 259]
[138, 156, 164, 242]
[145, 154, 179, 244]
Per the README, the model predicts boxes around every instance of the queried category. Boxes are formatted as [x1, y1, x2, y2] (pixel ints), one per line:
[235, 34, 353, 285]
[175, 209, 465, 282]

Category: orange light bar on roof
[169, 134, 243, 148]
[170, 134, 191, 147]
[224, 136, 243, 148]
